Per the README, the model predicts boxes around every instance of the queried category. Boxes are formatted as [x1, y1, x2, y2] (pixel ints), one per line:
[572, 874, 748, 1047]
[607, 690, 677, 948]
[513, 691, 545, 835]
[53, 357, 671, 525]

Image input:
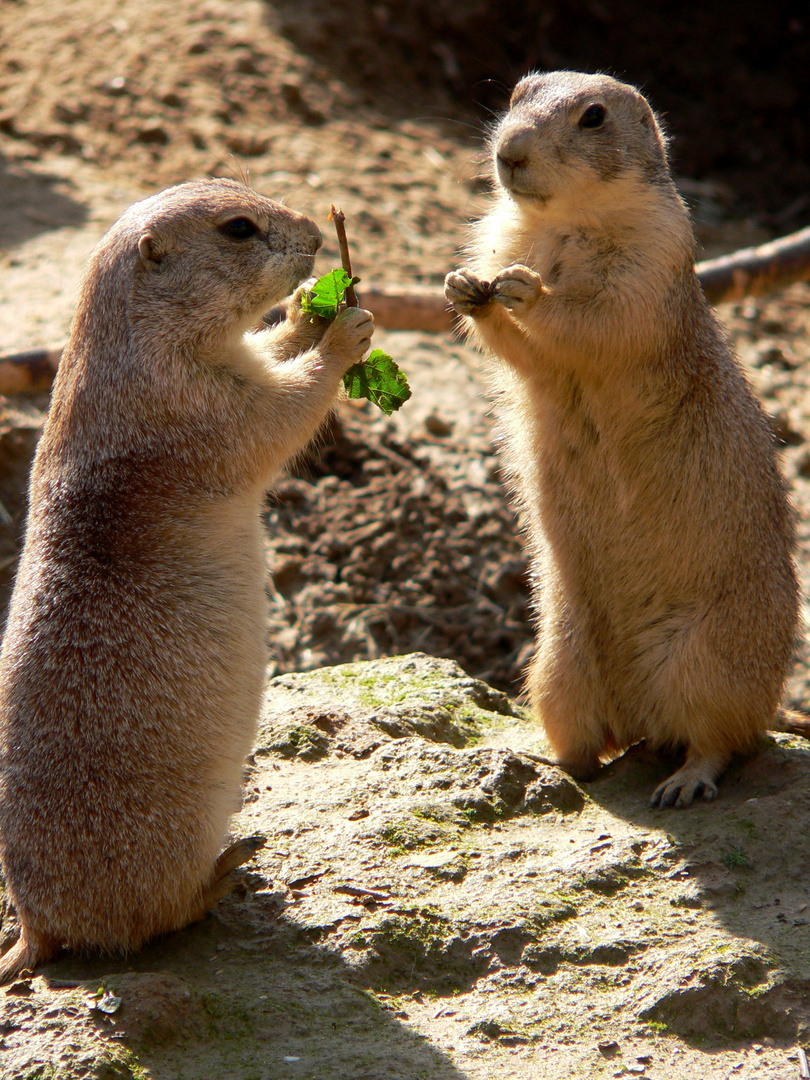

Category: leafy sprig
[300, 269, 359, 320]
[300, 211, 411, 416]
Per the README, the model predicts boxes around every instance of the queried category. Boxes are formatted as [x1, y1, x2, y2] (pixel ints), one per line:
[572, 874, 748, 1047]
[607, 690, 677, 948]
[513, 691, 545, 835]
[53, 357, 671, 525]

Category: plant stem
[329, 205, 359, 307]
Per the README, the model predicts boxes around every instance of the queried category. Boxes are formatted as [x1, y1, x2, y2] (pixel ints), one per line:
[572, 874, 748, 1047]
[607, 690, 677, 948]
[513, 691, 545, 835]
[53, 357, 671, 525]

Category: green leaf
[343, 348, 412, 415]
[300, 268, 358, 319]
[297, 269, 410, 415]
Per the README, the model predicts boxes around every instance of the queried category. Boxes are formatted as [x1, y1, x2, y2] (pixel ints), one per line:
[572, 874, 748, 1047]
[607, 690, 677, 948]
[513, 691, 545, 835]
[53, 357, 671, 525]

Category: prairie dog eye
[579, 103, 607, 130]
[219, 217, 260, 241]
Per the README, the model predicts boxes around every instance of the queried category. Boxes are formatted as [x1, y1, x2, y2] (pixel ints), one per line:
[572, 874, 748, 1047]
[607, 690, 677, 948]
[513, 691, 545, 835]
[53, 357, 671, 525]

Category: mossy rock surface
[3, 654, 810, 1079]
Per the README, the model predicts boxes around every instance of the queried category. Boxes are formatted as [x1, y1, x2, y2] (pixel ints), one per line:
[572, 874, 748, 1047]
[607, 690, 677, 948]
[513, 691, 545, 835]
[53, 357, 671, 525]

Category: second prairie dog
[0, 178, 374, 981]
[445, 71, 800, 807]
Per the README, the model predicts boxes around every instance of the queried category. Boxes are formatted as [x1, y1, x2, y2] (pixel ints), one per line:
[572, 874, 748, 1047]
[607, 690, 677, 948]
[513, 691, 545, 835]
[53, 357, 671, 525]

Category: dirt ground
[1, 2, 810, 1078]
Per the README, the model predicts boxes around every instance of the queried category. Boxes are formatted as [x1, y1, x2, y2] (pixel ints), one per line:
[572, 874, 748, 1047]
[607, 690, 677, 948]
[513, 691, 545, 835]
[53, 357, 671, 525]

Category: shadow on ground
[10, 896, 470, 1080]
[0, 155, 88, 250]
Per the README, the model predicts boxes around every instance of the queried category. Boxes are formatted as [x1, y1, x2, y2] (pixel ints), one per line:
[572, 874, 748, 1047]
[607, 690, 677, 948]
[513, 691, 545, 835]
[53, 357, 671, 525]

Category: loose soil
[1, 3, 810, 1078]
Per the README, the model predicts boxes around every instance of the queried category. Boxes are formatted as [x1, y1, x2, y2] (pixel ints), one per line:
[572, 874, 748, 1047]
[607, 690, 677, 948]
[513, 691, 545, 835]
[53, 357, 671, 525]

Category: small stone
[425, 413, 453, 437]
[95, 991, 122, 1014]
[753, 341, 797, 369]
[103, 76, 128, 96]
[769, 409, 804, 446]
[598, 1040, 620, 1057]
[233, 53, 260, 75]
[280, 81, 325, 125]
[225, 133, 269, 156]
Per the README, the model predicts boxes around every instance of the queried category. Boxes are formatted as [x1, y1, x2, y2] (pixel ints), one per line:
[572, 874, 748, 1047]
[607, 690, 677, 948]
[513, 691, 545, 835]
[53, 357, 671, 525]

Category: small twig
[333, 884, 391, 902]
[798, 1047, 809, 1079]
[329, 205, 359, 307]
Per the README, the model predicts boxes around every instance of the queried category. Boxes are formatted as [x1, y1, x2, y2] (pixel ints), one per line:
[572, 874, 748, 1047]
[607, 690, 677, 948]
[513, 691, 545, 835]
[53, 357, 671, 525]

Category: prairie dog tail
[0, 928, 54, 984]
[774, 707, 810, 738]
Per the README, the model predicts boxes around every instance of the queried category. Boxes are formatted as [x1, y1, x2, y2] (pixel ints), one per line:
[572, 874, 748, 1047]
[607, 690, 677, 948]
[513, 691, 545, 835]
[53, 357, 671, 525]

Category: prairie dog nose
[303, 227, 322, 256]
[496, 126, 534, 173]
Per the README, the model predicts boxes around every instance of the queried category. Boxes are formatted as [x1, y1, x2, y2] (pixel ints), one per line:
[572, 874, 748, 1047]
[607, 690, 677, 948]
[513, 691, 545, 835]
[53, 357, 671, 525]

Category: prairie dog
[445, 71, 800, 807]
[0, 178, 373, 980]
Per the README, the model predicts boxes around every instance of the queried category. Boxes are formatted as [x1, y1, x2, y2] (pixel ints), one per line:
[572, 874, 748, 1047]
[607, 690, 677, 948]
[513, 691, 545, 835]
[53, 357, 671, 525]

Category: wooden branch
[363, 285, 455, 333]
[698, 223, 810, 304]
[3, 224, 810, 396]
[365, 223, 810, 331]
[0, 347, 61, 395]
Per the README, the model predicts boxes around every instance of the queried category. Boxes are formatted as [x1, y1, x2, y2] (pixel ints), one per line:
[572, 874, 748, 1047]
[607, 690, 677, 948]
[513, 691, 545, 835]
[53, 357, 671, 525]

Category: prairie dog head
[74, 178, 322, 351]
[491, 71, 672, 212]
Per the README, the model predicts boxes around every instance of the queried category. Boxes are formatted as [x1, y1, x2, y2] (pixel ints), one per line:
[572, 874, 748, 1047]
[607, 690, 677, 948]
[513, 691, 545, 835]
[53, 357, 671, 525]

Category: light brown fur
[0, 178, 374, 980]
[445, 71, 800, 808]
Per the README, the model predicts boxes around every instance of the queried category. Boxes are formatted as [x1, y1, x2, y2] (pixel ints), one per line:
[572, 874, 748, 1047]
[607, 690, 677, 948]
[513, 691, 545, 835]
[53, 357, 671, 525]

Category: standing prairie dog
[0, 178, 374, 981]
[445, 71, 800, 807]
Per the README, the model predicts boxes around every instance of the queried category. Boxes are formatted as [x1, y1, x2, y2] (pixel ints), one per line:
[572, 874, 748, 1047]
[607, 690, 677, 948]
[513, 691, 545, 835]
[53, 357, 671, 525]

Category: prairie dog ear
[138, 233, 163, 268]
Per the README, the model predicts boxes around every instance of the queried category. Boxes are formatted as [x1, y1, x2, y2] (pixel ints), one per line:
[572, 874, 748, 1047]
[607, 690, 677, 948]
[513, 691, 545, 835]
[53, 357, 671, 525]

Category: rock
[3, 635, 810, 1078]
[424, 412, 453, 437]
[257, 652, 524, 760]
[522, 767, 586, 814]
[636, 949, 810, 1042]
[90, 972, 206, 1043]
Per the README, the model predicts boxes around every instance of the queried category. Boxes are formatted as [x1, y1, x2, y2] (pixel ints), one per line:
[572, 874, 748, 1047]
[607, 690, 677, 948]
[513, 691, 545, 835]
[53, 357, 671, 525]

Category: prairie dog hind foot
[649, 753, 730, 809]
[190, 835, 267, 920]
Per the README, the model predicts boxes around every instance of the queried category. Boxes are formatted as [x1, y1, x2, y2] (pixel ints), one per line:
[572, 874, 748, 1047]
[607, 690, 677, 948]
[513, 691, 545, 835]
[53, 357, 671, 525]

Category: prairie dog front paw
[491, 264, 544, 311]
[321, 307, 374, 372]
[287, 278, 318, 319]
[444, 268, 494, 316]
[260, 279, 327, 357]
[285, 278, 328, 336]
